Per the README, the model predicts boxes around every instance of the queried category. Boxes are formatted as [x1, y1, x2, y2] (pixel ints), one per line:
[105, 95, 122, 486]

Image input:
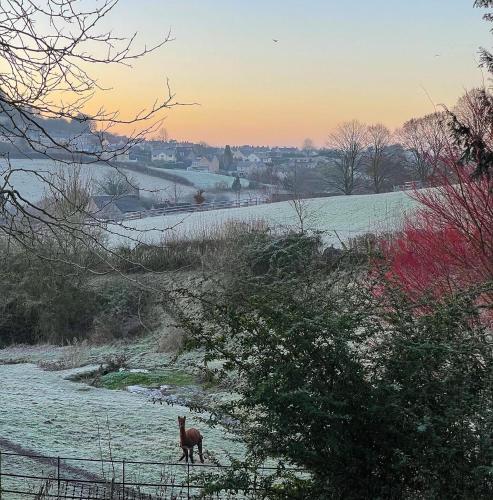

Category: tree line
[324, 88, 490, 195]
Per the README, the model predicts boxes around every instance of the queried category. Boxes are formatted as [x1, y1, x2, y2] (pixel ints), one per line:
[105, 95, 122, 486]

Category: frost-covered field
[0, 160, 261, 208]
[150, 167, 251, 189]
[2, 158, 419, 252]
[0, 337, 239, 462]
[0, 363, 234, 463]
[108, 190, 418, 247]
[1, 159, 197, 202]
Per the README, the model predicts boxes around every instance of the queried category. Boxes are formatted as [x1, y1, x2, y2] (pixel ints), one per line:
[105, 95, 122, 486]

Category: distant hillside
[116, 162, 195, 187]
[150, 167, 251, 189]
[108, 190, 419, 248]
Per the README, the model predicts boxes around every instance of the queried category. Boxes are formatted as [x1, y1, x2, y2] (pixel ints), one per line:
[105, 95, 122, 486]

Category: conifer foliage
[449, 1, 493, 177]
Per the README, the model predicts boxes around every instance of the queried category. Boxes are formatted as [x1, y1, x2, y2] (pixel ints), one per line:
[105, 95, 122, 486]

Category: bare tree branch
[326, 120, 368, 195]
[0, 0, 190, 270]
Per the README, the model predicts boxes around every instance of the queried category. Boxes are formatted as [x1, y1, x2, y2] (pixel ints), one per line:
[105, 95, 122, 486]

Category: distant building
[73, 133, 101, 153]
[129, 145, 152, 162]
[236, 161, 261, 177]
[152, 151, 176, 162]
[208, 155, 220, 172]
[258, 152, 273, 164]
[233, 150, 247, 161]
[188, 155, 220, 173]
[114, 151, 131, 162]
[247, 153, 262, 163]
[87, 194, 146, 220]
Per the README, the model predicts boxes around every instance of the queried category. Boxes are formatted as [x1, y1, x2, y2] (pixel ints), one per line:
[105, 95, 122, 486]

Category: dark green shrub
[0, 243, 155, 346]
[244, 232, 322, 276]
[175, 234, 493, 499]
[0, 249, 99, 345]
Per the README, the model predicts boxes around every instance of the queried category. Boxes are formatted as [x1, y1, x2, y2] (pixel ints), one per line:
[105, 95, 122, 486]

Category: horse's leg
[189, 447, 194, 464]
[178, 450, 186, 462]
[198, 439, 204, 463]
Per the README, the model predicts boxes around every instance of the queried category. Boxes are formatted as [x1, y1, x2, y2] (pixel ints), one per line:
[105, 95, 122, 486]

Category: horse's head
[178, 416, 186, 429]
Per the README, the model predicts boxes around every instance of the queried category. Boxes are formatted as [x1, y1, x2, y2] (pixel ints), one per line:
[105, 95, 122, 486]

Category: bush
[90, 278, 154, 343]
[156, 314, 187, 353]
[382, 161, 493, 324]
[0, 243, 154, 346]
[244, 232, 322, 276]
[0, 249, 99, 346]
[112, 219, 272, 274]
[175, 231, 493, 499]
[113, 241, 218, 273]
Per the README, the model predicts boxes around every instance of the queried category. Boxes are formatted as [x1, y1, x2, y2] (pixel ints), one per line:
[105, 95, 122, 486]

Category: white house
[188, 155, 220, 173]
[152, 151, 176, 162]
[233, 150, 246, 161]
[247, 153, 262, 163]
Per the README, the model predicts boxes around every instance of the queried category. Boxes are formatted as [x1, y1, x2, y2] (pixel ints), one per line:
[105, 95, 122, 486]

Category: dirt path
[0, 437, 192, 499]
[0, 436, 106, 483]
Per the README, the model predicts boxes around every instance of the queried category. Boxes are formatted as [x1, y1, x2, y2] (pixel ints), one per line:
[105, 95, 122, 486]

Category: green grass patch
[99, 369, 195, 390]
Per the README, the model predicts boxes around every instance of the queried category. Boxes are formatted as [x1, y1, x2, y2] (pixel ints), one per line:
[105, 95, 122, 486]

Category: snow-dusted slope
[1, 159, 197, 202]
[108, 190, 418, 248]
[1, 159, 418, 248]
[150, 167, 251, 189]
[0, 363, 237, 482]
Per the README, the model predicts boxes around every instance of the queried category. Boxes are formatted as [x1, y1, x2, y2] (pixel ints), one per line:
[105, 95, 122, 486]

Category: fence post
[187, 461, 190, 500]
[122, 460, 125, 500]
[57, 456, 61, 498]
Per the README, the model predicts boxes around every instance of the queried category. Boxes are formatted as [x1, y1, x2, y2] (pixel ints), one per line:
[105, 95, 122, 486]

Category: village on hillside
[1, 1, 492, 499]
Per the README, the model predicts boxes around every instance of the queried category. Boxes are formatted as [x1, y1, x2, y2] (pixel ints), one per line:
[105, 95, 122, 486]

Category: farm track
[0, 436, 104, 483]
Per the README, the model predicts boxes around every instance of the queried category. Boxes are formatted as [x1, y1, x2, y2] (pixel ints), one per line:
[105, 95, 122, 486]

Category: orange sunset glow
[81, 0, 491, 146]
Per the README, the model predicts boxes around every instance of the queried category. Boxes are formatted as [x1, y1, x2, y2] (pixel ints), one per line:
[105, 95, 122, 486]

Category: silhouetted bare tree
[454, 88, 493, 147]
[449, 85, 493, 179]
[326, 121, 367, 195]
[0, 0, 179, 261]
[475, 1, 493, 72]
[399, 113, 447, 183]
[366, 124, 393, 193]
[302, 138, 315, 152]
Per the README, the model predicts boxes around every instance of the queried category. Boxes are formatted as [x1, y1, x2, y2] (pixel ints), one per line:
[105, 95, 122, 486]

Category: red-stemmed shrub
[381, 157, 493, 323]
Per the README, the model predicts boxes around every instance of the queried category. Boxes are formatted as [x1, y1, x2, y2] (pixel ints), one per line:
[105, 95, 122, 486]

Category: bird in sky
[435, 54, 441, 57]
[272, 39, 279, 43]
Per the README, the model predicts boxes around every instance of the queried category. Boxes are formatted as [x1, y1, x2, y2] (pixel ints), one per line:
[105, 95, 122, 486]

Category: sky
[89, 0, 492, 147]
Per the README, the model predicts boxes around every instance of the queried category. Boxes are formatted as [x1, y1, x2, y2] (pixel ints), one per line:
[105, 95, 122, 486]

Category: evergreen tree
[223, 145, 234, 171]
[449, 2, 493, 178]
[231, 176, 242, 198]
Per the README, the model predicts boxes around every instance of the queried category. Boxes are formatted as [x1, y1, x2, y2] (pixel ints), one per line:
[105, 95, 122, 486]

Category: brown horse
[178, 416, 204, 464]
